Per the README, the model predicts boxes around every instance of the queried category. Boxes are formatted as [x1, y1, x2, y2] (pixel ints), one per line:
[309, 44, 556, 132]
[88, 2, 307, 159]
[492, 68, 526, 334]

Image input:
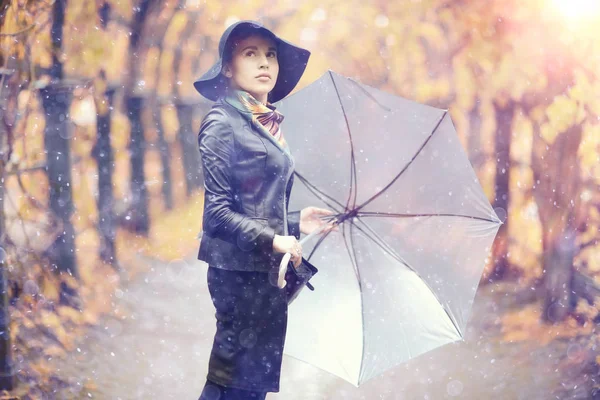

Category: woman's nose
[258, 53, 269, 66]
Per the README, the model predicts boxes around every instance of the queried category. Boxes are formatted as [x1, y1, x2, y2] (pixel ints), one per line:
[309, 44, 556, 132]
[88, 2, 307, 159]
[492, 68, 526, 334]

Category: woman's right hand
[273, 235, 302, 269]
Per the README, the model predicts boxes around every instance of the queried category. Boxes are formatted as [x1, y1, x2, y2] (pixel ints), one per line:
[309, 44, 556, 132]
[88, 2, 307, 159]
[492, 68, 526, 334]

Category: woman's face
[222, 34, 279, 104]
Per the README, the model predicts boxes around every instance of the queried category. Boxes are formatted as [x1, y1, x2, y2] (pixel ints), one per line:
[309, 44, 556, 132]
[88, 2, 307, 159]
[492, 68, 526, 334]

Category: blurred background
[0, 0, 599, 398]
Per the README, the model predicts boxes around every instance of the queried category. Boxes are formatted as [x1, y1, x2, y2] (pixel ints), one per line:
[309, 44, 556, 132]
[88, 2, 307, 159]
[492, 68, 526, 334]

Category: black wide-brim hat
[193, 20, 311, 103]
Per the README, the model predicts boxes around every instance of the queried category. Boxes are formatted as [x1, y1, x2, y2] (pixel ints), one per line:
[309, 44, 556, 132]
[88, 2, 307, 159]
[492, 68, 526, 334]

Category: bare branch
[573, 270, 600, 305]
[6, 161, 47, 176]
[580, 237, 599, 251]
[0, 22, 35, 36]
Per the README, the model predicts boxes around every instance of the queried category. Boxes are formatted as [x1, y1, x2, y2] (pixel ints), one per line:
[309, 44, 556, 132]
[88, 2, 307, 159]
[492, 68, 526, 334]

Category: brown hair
[222, 25, 278, 65]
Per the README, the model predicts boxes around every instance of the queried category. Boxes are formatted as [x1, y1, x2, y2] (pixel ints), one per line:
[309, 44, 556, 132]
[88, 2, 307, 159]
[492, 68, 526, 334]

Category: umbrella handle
[277, 225, 330, 289]
[277, 252, 292, 289]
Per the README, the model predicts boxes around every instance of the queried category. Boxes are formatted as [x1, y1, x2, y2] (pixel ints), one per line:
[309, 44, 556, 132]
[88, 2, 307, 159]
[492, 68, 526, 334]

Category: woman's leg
[198, 378, 267, 400]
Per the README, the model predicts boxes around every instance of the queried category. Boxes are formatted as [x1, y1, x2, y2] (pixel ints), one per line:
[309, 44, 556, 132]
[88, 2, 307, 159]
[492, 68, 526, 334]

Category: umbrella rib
[356, 211, 500, 224]
[347, 221, 366, 383]
[352, 217, 464, 340]
[352, 217, 445, 303]
[349, 218, 421, 383]
[357, 111, 448, 212]
[346, 76, 392, 112]
[341, 222, 361, 285]
[351, 218, 405, 265]
[306, 218, 402, 384]
[294, 171, 346, 211]
[314, 215, 404, 267]
[305, 222, 337, 261]
[328, 70, 359, 212]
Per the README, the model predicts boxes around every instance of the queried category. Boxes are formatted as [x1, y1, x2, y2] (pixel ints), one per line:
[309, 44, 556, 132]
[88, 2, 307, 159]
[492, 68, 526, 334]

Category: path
[57, 254, 570, 400]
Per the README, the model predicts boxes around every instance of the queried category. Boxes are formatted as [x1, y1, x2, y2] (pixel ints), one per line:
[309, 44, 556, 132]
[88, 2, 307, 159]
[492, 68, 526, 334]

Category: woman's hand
[273, 235, 302, 269]
[300, 207, 339, 235]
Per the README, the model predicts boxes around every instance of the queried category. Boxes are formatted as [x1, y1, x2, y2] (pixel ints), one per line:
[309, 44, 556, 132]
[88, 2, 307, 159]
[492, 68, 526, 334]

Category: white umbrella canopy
[274, 70, 502, 386]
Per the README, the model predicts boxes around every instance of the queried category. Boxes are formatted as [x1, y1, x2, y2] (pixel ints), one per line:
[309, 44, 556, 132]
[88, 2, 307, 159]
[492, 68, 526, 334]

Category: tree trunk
[93, 2, 118, 266]
[532, 124, 584, 323]
[148, 3, 180, 212]
[467, 99, 483, 169]
[122, 0, 158, 233]
[93, 86, 117, 264]
[542, 227, 577, 323]
[153, 104, 173, 210]
[488, 99, 514, 282]
[41, 85, 77, 279]
[49, 0, 65, 82]
[125, 95, 149, 234]
[176, 103, 203, 197]
[171, 12, 202, 197]
[0, 69, 15, 391]
[41, 0, 77, 281]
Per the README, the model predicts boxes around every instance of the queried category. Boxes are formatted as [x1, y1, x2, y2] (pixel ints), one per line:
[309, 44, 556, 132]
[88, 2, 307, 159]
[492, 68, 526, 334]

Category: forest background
[0, 0, 599, 398]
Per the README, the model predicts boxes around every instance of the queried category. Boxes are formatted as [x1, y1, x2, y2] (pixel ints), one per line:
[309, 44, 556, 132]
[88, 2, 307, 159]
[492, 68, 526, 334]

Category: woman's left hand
[299, 207, 339, 235]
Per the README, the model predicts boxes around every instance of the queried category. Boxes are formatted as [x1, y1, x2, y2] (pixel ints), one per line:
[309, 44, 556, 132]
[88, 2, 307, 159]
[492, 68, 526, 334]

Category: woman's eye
[245, 51, 276, 57]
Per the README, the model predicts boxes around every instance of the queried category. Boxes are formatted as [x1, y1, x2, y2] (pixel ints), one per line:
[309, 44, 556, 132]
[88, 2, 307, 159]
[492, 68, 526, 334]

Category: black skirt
[205, 259, 319, 393]
[206, 266, 288, 393]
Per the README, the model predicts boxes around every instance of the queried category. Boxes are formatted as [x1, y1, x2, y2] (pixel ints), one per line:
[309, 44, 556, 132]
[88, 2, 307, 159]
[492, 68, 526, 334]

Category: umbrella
[273, 70, 503, 387]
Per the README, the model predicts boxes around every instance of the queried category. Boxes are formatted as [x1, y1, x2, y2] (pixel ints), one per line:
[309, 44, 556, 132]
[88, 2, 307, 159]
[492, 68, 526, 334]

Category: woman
[193, 20, 336, 399]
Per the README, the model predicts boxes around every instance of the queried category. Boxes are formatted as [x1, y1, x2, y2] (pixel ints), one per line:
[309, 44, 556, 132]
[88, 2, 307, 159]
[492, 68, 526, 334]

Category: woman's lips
[256, 76, 271, 81]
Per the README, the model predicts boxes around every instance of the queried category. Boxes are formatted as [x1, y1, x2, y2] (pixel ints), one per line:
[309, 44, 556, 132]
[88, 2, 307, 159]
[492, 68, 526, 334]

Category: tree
[40, 0, 79, 285]
[122, 0, 161, 234]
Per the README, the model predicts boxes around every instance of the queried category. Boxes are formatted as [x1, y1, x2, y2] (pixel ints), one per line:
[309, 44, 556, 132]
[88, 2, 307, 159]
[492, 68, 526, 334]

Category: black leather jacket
[197, 97, 301, 272]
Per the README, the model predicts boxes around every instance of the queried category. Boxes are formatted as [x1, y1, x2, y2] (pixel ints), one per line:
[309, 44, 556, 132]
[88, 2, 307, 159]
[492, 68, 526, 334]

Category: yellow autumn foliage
[546, 95, 584, 137]
[2, 0, 600, 396]
[579, 124, 600, 175]
[501, 301, 594, 345]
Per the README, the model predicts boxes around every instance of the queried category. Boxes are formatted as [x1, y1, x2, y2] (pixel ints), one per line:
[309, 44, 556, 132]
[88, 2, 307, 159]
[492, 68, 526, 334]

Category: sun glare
[551, 0, 600, 20]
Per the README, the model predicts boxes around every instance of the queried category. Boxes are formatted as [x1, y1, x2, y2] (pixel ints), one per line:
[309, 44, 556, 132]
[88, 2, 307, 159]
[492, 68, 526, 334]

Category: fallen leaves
[500, 300, 595, 346]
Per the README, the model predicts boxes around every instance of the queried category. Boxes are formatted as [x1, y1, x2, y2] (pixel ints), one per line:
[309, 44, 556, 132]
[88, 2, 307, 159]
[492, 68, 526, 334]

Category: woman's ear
[221, 64, 232, 78]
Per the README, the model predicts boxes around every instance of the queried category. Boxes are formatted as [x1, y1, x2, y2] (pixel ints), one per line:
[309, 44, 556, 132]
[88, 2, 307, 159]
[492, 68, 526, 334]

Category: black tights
[199, 379, 268, 400]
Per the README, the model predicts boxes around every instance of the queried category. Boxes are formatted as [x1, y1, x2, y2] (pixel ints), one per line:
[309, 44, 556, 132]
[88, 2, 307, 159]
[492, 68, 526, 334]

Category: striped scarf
[224, 89, 290, 154]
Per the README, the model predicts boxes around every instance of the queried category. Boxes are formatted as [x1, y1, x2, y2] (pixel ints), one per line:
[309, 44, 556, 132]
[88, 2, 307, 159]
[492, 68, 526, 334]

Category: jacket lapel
[249, 117, 295, 168]
[221, 97, 295, 170]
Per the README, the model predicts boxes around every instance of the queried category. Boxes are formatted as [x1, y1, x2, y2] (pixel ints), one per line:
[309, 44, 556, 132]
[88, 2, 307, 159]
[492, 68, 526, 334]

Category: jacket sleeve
[288, 210, 301, 240]
[198, 115, 276, 252]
